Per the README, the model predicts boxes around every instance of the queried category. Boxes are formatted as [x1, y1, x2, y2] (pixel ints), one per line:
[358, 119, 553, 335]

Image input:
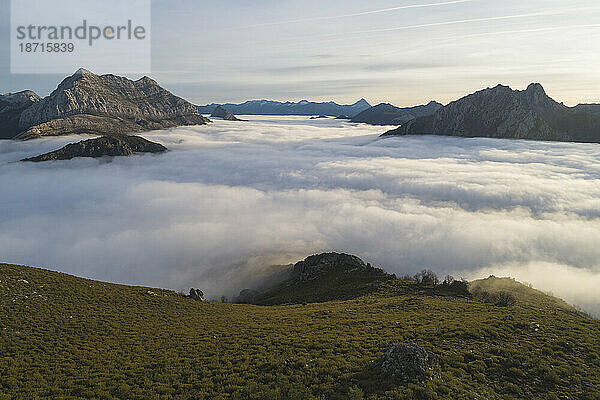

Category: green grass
[1, 263, 599, 399]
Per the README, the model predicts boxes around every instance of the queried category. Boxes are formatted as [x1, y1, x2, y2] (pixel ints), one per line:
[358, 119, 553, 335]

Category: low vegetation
[1, 260, 599, 399]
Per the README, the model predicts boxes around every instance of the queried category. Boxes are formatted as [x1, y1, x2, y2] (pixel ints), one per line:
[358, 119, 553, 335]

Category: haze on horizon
[1, 0, 599, 107]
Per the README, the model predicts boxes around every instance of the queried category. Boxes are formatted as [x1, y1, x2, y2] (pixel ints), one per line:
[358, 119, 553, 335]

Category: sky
[1, 0, 600, 106]
[1, 117, 600, 316]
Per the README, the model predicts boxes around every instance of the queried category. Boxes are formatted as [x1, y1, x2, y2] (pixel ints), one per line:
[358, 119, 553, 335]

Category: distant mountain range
[197, 98, 371, 117]
[1, 68, 209, 140]
[5, 73, 600, 144]
[350, 101, 442, 125]
[383, 83, 600, 143]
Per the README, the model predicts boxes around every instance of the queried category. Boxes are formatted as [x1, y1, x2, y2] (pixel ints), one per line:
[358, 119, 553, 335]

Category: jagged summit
[352, 98, 371, 106]
[74, 67, 94, 76]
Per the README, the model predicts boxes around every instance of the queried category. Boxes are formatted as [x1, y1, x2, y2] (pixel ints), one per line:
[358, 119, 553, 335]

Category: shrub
[413, 270, 439, 286]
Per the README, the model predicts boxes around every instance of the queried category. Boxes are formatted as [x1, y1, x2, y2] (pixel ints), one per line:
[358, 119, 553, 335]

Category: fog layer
[1, 116, 599, 314]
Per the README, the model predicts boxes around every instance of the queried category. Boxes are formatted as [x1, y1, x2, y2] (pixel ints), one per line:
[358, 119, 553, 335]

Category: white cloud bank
[1, 116, 599, 315]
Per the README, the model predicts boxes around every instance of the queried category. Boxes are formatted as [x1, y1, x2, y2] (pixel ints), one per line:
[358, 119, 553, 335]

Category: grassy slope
[1, 263, 599, 400]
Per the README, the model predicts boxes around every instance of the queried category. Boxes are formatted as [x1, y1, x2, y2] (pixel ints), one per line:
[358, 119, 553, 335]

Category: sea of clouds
[1, 116, 599, 315]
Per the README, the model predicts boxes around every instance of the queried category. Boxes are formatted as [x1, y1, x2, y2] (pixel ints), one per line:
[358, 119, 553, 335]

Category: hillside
[1, 258, 599, 399]
[383, 83, 600, 143]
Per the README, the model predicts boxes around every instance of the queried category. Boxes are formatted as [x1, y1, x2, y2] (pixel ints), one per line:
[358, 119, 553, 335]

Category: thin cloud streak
[240, 0, 473, 28]
[378, 24, 600, 56]
[242, 7, 597, 51]
[323, 9, 595, 37]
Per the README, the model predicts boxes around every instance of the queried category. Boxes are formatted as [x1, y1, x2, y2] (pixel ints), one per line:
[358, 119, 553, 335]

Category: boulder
[378, 343, 439, 382]
[189, 288, 205, 301]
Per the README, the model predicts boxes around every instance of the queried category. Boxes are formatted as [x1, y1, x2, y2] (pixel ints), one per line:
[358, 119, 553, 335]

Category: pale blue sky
[1, 0, 600, 106]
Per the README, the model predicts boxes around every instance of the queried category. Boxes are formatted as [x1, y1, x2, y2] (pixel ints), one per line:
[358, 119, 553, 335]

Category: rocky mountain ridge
[383, 83, 600, 143]
[351, 101, 442, 125]
[21, 135, 167, 162]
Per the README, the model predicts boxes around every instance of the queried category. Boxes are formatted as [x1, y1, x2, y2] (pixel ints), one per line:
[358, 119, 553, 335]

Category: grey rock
[0, 90, 41, 139]
[383, 83, 600, 143]
[351, 101, 442, 125]
[14, 68, 209, 140]
[378, 343, 439, 382]
[21, 135, 167, 162]
[189, 288, 205, 301]
[210, 105, 243, 121]
[309, 115, 329, 119]
[1, 90, 41, 105]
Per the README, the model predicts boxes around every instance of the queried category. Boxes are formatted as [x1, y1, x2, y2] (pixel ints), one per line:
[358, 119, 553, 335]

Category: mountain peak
[74, 68, 95, 77]
[525, 82, 546, 95]
[137, 76, 159, 86]
[353, 98, 370, 107]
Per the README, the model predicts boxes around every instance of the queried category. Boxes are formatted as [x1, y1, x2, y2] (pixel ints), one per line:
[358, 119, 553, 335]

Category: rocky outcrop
[21, 135, 167, 162]
[378, 343, 439, 382]
[0, 90, 41, 139]
[234, 289, 260, 304]
[383, 83, 600, 143]
[197, 98, 371, 117]
[240, 253, 395, 305]
[351, 101, 442, 125]
[210, 105, 243, 121]
[189, 288, 205, 301]
[292, 253, 370, 282]
[12, 68, 209, 140]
